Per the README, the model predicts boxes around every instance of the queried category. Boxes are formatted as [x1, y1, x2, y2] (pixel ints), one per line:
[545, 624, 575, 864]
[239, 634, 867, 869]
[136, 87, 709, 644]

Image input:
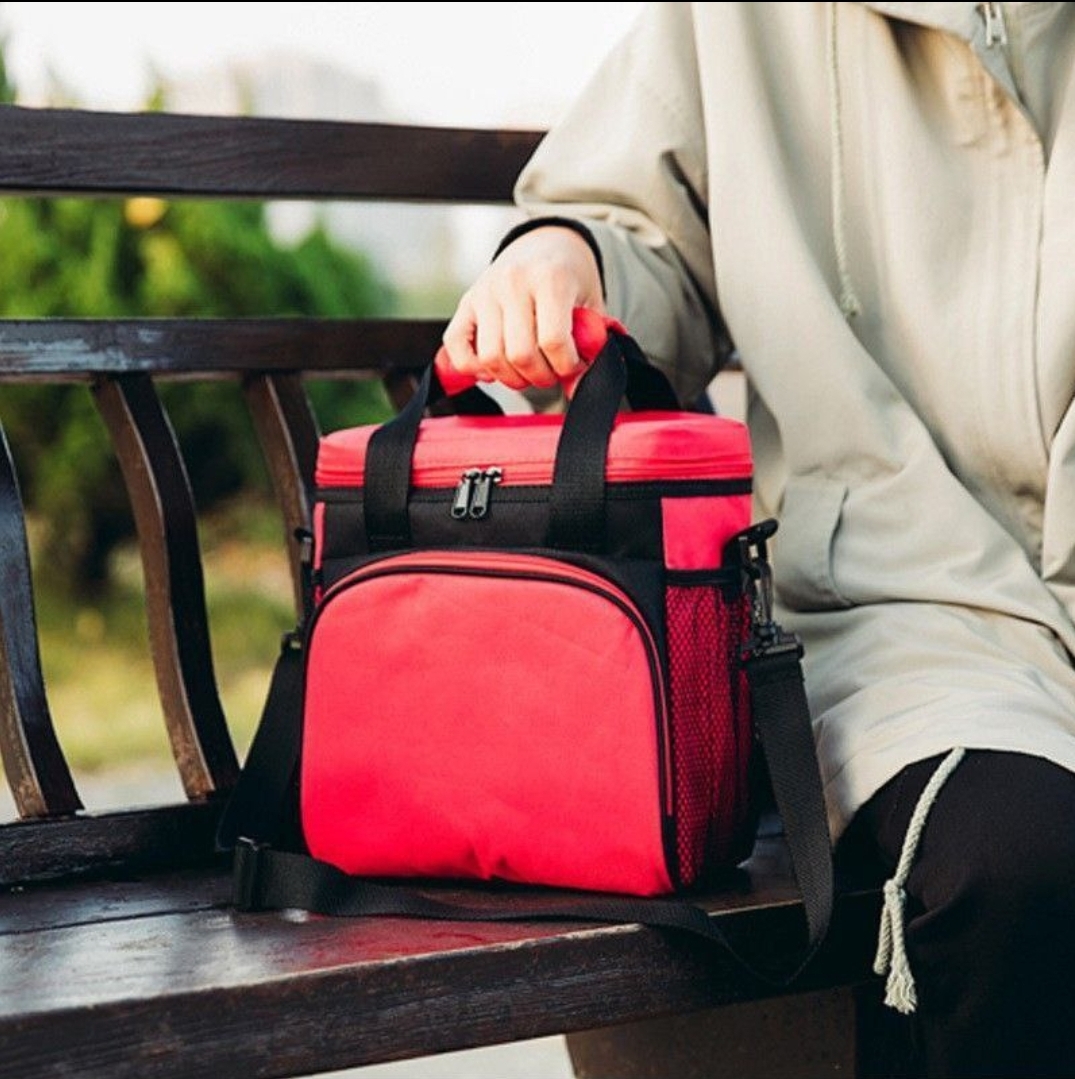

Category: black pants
[839, 749, 1075, 1079]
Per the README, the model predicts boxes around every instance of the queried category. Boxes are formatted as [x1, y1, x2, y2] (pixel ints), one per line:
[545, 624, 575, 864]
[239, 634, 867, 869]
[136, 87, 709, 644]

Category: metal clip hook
[728, 519, 803, 663]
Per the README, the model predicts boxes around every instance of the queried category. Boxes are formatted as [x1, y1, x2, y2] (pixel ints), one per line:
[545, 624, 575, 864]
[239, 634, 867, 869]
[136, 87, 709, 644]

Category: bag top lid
[316, 410, 752, 489]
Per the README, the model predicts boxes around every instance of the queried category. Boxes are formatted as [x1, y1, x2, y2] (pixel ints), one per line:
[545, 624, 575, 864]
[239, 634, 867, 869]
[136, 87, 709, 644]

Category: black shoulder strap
[217, 613, 834, 990]
[215, 632, 304, 853]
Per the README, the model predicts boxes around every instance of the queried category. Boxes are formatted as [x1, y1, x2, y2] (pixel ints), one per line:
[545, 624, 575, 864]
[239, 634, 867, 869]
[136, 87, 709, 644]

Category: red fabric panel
[317, 412, 751, 489]
[301, 557, 673, 896]
[661, 495, 752, 570]
[311, 501, 326, 603]
[312, 501, 325, 570]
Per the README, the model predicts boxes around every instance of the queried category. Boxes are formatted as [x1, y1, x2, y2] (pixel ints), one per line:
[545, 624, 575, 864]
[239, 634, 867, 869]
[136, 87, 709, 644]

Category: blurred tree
[0, 44, 395, 589]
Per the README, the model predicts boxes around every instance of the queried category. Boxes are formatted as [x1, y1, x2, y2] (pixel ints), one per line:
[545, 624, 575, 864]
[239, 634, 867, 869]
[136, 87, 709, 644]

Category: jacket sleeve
[513, 2, 728, 404]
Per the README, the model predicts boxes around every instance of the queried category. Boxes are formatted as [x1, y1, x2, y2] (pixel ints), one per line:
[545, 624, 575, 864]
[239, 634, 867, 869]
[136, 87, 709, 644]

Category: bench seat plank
[0, 835, 882, 1079]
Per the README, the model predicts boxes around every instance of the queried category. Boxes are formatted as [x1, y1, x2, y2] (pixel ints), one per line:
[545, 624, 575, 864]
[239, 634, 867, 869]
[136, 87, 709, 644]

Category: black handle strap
[219, 626, 833, 990]
[362, 329, 680, 554]
[544, 340, 625, 554]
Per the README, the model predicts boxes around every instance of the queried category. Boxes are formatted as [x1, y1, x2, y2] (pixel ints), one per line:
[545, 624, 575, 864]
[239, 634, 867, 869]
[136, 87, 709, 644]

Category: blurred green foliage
[0, 44, 395, 589]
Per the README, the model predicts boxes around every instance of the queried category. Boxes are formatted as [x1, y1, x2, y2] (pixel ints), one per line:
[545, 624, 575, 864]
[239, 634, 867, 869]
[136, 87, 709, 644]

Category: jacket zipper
[313, 550, 675, 820]
[979, 2, 1007, 47]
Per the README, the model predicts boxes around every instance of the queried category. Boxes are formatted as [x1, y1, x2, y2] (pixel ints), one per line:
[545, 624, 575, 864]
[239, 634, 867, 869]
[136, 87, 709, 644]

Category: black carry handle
[362, 324, 680, 555]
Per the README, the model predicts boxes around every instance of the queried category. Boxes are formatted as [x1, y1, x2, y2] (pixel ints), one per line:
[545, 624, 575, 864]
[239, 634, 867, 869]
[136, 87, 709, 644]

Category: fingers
[533, 277, 583, 380]
[500, 298, 557, 390]
[442, 282, 569, 392]
[441, 296, 481, 378]
[474, 295, 531, 392]
[441, 292, 537, 392]
[439, 225, 604, 392]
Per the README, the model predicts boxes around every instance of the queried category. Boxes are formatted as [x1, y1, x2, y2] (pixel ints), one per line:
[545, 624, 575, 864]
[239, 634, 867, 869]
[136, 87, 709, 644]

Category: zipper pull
[451, 469, 480, 519]
[979, 2, 1007, 47]
[469, 467, 502, 519]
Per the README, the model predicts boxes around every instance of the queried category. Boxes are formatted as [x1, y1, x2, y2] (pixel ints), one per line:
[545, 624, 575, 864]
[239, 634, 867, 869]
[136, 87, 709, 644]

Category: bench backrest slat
[242, 372, 322, 617]
[0, 426, 82, 818]
[0, 104, 538, 880]
[94, 374, 241, 799]
[0, 106, 542, 202]
[0, 318, 453, 378]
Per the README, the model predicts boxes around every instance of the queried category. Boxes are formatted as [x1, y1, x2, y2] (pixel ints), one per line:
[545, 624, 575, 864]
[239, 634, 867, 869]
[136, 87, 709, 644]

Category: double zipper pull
[469, 467, 502, 519]
[452, 469, 481, 519]
[451, 467, 502, 519]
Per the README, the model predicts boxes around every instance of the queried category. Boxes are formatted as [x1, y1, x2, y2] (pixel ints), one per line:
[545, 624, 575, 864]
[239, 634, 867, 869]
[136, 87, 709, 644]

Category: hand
[441, 225, 605, 391]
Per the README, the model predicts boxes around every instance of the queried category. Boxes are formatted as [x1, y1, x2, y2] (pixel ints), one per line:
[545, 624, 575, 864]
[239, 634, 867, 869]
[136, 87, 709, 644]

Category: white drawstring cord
[873, 746, 967, 1014]
[826, 1, 861, 319]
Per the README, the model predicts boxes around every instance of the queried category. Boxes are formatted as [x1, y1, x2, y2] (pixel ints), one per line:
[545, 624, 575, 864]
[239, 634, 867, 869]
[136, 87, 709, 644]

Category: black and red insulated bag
[220, 309, 833, 984]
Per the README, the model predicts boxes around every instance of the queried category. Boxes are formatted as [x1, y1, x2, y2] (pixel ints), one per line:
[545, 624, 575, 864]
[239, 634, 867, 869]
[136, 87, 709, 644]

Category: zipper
[979, 2, 1007, 48]
[386, 457, 749, 487]
[451, 466, 503, 519]
[469, 467, 501, 518]
[314, 550, 675, 819]
[470, 467, 501, 518]
[319, 476, 753, 517]
[450, 469, 481, 519]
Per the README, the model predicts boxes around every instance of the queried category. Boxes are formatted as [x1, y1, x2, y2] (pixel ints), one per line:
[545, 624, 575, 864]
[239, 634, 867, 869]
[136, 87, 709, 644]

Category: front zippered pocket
[300, 549, 679, 896]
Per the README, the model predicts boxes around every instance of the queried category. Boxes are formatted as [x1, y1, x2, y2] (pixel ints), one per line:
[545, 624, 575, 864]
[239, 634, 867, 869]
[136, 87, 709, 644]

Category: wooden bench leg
[566, 986, 908, 1079]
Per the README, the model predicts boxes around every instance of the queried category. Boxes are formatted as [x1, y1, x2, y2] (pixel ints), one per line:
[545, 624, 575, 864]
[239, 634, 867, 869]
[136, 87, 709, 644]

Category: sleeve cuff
[491, 215, 606, 296]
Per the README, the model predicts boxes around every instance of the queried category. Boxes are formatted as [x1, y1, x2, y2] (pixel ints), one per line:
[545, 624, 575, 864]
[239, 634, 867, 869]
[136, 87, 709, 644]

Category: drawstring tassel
[872, 747, 966, 1014]
[875, 878, 916, 1013]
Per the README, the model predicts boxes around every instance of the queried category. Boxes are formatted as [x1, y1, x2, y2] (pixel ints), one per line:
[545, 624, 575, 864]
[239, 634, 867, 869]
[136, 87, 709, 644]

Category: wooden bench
[0, 103, 889, 1079]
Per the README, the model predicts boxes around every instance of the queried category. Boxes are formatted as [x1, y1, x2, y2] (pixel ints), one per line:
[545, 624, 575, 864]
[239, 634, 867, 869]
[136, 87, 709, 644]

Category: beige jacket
[515, 2, 1075, 838]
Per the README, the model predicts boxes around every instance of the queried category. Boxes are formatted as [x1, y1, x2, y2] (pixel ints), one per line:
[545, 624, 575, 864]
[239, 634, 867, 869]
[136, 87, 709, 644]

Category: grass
[32, 495, 296, 776]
